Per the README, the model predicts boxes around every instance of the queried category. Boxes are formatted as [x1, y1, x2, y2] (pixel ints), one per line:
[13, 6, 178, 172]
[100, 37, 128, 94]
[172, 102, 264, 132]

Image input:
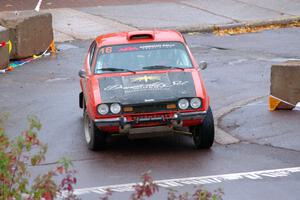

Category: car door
[83, 41, 97, 115]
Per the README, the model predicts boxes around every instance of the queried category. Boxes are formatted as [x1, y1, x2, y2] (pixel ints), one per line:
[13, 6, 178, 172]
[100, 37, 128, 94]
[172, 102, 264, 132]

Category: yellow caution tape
[33, 54, 42, 59]
[7, 40, 12, 54]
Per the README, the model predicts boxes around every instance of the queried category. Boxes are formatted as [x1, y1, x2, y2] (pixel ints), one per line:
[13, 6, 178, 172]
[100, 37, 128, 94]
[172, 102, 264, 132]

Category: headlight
[178, 99, 189, 110]
[110, 103, 121, 114]
[190, 98, 202, 109]
[97, 104, 109, 115]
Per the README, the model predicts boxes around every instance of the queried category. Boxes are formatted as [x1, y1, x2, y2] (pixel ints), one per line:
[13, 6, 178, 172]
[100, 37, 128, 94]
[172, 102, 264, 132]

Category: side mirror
[78, 69, 86, 78]
[199, 61, 208, 70]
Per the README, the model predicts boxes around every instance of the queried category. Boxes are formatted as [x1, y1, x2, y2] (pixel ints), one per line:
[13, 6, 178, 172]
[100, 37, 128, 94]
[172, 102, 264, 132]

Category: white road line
[34, 0, 43, 12]
[70, 166, 300, 196]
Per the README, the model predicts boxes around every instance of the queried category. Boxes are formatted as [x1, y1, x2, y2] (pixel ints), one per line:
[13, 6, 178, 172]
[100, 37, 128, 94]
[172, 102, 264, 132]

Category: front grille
[123, 102, 177, 114]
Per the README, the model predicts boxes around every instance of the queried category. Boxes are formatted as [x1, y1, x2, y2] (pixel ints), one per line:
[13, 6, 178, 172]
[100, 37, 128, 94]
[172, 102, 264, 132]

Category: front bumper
[94, 111, 207, 127]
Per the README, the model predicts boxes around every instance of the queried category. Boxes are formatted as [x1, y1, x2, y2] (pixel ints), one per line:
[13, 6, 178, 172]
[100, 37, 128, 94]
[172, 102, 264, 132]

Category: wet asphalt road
[1, 28, 300, 199]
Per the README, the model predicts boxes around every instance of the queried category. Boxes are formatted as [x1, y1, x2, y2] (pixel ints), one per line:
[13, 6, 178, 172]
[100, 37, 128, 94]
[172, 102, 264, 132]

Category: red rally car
[79, 30, 214, 150]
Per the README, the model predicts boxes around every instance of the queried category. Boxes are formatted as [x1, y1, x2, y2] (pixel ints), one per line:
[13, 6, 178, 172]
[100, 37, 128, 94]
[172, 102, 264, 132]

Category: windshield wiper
[142, 65, 185, 71]
[99, 67, 136, 73]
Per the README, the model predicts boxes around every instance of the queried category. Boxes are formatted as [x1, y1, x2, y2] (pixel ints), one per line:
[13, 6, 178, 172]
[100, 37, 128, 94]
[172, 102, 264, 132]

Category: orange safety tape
[49, 40, 56, 53]
[269, 95, 296, 111]
[269, 95, 281, 111]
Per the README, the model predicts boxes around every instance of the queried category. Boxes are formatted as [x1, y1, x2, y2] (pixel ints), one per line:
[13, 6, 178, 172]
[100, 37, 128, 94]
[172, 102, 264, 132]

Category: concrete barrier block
[0, 11, 53, 59]
[0, 26, 9, 69]
[270, 61, 300, 110]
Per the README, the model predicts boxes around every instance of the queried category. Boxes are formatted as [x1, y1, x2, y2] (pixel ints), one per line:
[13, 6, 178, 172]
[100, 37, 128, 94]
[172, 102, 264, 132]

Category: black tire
[79, 92, 83, 109]
[82, 97, 86, 118]
[83, 110, 106, 150]
[190, 106, 215, 149]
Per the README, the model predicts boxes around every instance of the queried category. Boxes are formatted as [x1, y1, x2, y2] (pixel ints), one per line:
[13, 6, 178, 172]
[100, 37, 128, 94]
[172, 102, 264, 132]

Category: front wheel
[83, 111, 106, 150]
[190, 106, 215, 149]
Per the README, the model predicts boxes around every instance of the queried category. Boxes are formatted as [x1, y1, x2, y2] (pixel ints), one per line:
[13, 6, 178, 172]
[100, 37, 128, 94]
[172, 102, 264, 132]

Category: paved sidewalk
[51, 0, 300, 42]
[1, 0, 300, 42]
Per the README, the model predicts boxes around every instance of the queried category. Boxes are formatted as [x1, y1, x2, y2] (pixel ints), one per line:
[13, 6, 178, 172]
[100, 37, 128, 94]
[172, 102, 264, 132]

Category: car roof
[95, 30, 186, 47]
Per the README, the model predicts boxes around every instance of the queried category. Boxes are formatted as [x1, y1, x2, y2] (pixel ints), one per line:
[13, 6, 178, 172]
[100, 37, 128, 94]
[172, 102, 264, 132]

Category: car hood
[98, 71, 196, 104]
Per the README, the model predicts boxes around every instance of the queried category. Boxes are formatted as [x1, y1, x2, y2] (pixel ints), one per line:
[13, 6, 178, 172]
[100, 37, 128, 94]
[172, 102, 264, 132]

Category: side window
[89, 41, 96, 70]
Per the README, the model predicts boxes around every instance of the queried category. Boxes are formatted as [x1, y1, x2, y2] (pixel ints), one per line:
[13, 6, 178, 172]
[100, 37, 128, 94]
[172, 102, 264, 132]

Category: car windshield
[95, 42, 193, 74]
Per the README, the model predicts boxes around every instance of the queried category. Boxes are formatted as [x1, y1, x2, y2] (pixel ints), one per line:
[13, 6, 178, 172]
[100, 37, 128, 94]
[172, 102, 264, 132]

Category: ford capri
[79, 30, 214, 150]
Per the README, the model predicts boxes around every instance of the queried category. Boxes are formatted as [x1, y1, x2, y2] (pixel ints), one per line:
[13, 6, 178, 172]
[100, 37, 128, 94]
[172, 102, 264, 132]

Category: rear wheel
[83, 110, 106, 150]
[190, 106, 215, 149]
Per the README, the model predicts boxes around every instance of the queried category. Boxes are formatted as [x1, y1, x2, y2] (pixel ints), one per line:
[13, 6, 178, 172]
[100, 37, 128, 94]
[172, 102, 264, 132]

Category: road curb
[214, 96, 266, 145]
[178, 16, 300, 34]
